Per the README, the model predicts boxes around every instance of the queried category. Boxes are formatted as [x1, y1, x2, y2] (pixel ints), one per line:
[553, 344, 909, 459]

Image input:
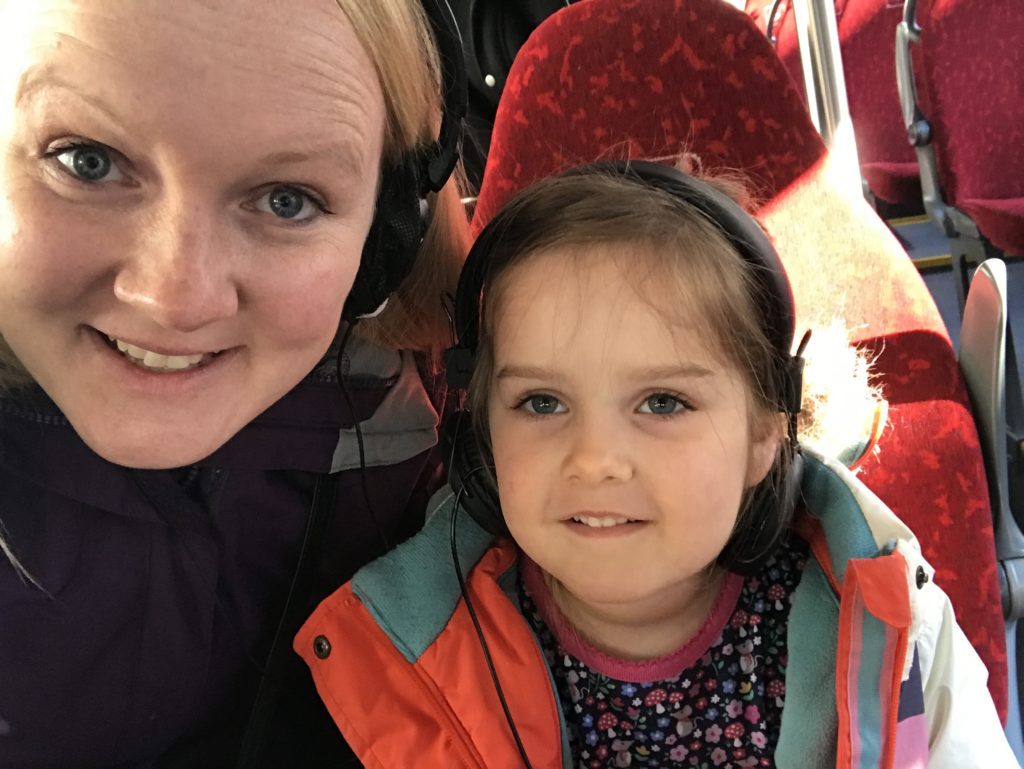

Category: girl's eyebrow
[495, 365, 559, 381]
[495, 363, 715, 381]
[627, 364, 715, 380]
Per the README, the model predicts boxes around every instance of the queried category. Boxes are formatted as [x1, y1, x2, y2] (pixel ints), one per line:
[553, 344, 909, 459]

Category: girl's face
[0, 0, 386, 468]
[487, 249, 779, 620]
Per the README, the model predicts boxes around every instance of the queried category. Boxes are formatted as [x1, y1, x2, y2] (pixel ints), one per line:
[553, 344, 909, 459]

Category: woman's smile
[0, 0, 387, 467]
[87, 325, 241, 392]
[98, 329, 225, 372]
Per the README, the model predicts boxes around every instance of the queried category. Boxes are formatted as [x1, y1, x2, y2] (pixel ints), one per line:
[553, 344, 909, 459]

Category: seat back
[910, 0, 1024, 254]
[474, 0, 1008, 719]
[959, 259, 1024, 753]
[748, 0, 921, 206]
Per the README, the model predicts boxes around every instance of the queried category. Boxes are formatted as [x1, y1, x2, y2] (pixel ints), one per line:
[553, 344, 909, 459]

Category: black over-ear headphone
[341, 0, 468, 321]
[443, 160, 807, 576]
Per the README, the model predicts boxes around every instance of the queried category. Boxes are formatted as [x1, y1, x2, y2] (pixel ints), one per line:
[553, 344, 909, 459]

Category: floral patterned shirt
[520, 535, 808, 768]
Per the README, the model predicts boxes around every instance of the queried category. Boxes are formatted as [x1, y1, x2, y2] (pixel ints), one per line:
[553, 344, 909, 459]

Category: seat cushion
[862, 161, 923, 206]
[961, 197, 1024, 257]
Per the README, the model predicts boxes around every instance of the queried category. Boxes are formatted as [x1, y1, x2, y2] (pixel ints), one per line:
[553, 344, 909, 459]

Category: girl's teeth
[112, 338, 208, 371]
[571, 515, 633, 528]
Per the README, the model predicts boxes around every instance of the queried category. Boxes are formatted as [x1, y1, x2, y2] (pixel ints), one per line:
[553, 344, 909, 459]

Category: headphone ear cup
[343, 158, 429, 321]
[717, 448, 805, 576]
[442, 410, 507, 537]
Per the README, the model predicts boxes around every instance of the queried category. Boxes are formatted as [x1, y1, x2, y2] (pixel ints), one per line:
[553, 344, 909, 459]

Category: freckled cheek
[494, 447, 561, 531]
[253, 253, 362, 348]
[684, 477, 745, 537]
[494, 468, 543, 536]
[490, 428, 530, 483]
[0, 198, 111, 309]
[654, 448, 741, 517]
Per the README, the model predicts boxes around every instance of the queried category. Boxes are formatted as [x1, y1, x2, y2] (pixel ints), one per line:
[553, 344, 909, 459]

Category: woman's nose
[562, 414, 634, 484]
[114, 201, 239, 332]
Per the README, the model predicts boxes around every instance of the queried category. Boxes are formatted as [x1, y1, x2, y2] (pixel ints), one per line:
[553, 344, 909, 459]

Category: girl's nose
[114, 201, 239, 332]
[562, 415, 634, 484]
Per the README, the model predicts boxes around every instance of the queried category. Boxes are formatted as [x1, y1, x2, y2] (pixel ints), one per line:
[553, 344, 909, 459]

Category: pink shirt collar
[521, 557, 743, 683]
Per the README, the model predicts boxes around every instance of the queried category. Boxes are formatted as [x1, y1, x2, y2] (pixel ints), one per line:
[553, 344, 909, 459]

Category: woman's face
[0, 0, 386, 468]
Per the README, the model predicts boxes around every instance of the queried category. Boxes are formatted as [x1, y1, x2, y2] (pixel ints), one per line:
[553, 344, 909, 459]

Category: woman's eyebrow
[15, 66, 56, 106]
[15, 68, 367, 176]
[16, 69, 121, 124]
[257, 144, 365, 176]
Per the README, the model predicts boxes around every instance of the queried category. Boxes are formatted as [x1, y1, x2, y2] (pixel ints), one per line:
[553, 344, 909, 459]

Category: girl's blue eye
[256, 185, 325, 222]
[638, 393, 687, 415]
[51, 143, 124, 183]
[520, 394, 565, 415]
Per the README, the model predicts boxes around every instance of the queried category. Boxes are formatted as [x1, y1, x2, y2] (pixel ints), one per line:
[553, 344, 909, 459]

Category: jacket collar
[0, 336, 442, 518]
[777, 452, 930, 769]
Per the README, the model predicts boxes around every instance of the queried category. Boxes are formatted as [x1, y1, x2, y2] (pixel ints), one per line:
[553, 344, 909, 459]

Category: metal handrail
[895, 0, 955, 236]
[790, 0, 860, 193]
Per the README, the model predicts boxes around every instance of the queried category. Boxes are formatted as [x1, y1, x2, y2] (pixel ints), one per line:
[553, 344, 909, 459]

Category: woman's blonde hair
[332, 0, 469, 358]
[0, 0, 469, 389]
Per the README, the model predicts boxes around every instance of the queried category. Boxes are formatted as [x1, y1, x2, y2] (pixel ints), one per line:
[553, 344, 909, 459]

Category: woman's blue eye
[521, 394, 565, 415]
[52, 144, 124, 183]
[269, 187, 305, 218]
[639, 393, 686, 415]
[257, 185, 324, 222]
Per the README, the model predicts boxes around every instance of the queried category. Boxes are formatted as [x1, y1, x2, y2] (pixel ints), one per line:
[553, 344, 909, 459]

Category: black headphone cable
[449, 482, 535, 769]
[335, 319, 392, 557]
[236, 320, 394, 766]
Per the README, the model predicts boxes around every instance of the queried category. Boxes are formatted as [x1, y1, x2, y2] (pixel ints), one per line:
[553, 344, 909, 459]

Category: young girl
[297, 161, 1014, 767]
[0, 1, 467, 766]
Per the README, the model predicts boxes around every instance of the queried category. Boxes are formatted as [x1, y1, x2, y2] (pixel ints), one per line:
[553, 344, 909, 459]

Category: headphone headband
[448, 160, 801, 414]
[422, 0, 468, 193]
[341, 0, 467, 321]
[443, 160, 807, 572]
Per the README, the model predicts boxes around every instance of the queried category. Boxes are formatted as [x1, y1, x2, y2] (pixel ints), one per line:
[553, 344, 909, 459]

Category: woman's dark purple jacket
[0, 339, 448, 768]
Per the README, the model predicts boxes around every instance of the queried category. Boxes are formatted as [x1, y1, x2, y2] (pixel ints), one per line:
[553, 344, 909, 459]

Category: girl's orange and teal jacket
[295, 453, 1015, 768]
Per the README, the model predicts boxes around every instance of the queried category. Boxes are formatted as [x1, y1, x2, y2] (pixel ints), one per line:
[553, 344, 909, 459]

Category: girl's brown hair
[468, 169, 787, 446]
[461, 165, 885, 570]
[465, 168, 794, 571]
[464, 166, 886, 570]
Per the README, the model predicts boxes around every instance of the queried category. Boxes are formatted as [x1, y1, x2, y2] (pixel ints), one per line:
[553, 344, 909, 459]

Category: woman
[0, 0, 468, 766]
